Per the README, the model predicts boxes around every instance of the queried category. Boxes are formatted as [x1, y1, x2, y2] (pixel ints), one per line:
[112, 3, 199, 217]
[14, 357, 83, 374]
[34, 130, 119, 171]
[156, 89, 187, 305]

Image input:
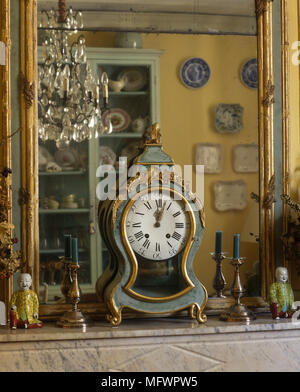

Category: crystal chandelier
[38, 0, 111, 149]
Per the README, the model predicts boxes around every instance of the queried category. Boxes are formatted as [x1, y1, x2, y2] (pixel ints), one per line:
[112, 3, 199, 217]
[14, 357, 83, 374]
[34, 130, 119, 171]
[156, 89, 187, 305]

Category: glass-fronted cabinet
[38, 47, 162, 303]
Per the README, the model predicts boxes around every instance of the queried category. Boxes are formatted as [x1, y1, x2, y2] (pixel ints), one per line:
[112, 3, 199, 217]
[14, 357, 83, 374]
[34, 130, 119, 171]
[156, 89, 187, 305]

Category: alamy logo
[95, 158, 205, 207]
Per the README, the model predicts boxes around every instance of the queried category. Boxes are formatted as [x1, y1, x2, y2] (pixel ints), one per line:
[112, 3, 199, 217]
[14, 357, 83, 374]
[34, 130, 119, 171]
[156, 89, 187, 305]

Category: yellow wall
[85, 31, 259, 295]
[144, 34, 259, 294]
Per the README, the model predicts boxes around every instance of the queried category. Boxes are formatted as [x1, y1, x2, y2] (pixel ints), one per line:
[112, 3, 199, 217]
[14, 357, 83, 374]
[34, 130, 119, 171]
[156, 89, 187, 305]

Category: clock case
[96, 124, 207, 326]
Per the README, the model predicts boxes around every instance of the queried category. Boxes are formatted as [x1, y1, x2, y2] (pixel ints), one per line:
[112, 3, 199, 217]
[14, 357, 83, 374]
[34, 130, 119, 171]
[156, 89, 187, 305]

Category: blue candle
[64, 234, 72, 259]
[215, 231, 222, 254]
[233, 234, 240, 259]
[72, 238, 79, 263]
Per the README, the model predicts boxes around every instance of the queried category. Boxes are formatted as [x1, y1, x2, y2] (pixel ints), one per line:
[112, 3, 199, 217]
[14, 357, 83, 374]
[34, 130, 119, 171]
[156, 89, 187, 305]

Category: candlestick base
[57, 308, 87, 329]
[211, 293, 227, 299]
[220, 303, 256, 323]
[219, 256, 256, 323]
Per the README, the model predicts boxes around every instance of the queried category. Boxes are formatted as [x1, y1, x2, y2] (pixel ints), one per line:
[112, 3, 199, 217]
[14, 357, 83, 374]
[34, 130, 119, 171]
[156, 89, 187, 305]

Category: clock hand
[157, 201, 166, 222]
[153, 208, 161, 227]
[154, 201, 166, 227]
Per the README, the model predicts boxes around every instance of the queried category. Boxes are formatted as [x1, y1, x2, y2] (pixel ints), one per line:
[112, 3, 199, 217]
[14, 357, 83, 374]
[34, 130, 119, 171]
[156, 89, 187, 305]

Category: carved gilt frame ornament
[263, 175, 276, 209]
[262, 80, 275, 107]
[20, 73, 35, 109]
[256, 0, 274, 17]
[0, 0, 289, 317]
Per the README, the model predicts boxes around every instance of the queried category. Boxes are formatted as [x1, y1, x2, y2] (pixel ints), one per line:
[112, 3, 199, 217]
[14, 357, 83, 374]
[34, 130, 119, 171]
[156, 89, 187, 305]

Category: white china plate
[195, 143, 223, 174]
[214, 180, 248, 211]
[233, 144, 259, 173]
[102, 108, 131, 132]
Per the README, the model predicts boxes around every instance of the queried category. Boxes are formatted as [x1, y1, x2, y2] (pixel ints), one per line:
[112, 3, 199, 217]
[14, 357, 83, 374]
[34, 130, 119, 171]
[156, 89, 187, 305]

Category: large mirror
[36, 5, 260, 304]
[2, 0, 288, 317]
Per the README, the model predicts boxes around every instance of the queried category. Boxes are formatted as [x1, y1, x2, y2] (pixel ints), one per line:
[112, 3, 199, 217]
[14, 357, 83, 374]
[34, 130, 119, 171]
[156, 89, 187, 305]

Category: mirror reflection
[37, 1, 259, 304]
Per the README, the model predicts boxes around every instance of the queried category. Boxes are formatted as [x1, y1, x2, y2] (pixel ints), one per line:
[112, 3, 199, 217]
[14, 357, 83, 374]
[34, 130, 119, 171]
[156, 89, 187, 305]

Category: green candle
[72, 237, 79, 263]
[215, 231, 222, 254]
[233, 234, 240, 259]
[64, 234, 72, 259]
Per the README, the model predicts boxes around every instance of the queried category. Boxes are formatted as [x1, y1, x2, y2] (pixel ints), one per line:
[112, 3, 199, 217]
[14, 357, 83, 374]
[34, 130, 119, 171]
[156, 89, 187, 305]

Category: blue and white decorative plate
[241, 58, 258, 89]
[180, 57, 210, 89]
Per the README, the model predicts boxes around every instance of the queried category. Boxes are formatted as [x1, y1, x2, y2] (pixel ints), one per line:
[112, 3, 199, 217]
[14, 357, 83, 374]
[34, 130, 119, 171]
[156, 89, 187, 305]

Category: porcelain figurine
[269, 267, 296, 319]
[9, 273, 43, 329]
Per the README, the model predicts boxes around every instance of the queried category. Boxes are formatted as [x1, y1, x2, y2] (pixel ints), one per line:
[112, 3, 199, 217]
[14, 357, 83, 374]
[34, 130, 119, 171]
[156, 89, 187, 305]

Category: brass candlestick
[220, 257, 256, 323]
[57, 262, 87, 328]
[60, 257, 72, 303]
[210, 252, 227, 298]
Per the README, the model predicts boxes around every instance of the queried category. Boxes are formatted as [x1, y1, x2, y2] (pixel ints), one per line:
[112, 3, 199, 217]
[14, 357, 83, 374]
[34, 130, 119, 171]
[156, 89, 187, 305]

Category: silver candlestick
[210, 252, 227, 298]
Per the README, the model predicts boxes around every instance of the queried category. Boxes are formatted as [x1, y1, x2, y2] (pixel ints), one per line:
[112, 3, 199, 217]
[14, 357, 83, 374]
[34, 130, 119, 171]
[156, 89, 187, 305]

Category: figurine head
[275, 267, 288, 284]
[17, 273, 32, 291]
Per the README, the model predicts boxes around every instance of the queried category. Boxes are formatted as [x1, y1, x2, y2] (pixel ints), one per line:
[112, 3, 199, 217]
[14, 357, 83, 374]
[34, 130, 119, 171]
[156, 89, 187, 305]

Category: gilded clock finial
[147, 122, 162, 145]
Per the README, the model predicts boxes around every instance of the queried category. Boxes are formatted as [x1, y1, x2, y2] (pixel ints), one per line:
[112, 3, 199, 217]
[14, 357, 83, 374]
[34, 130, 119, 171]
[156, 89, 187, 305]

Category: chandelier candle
[101, 72, 109, 107]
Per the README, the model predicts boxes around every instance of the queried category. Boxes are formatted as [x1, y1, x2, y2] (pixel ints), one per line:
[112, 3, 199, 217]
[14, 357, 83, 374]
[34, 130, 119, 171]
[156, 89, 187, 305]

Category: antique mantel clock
[97, 123, 207, 326]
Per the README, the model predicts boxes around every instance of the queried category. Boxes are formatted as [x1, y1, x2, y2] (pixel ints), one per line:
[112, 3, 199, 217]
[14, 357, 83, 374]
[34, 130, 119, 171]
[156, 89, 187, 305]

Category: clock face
[125, 189, 191, 261]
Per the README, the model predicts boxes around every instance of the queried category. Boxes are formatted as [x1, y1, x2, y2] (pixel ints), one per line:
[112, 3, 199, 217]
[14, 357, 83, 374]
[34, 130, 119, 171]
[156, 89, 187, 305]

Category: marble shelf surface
[0, 314, 300, 343]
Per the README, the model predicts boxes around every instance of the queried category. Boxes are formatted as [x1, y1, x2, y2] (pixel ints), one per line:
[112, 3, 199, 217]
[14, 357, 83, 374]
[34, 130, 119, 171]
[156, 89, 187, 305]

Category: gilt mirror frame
[0, 0, 291, 318]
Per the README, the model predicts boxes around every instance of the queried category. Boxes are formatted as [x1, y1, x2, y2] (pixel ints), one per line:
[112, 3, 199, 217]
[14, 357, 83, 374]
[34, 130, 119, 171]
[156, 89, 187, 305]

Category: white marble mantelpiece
[1, 314, 300, 372]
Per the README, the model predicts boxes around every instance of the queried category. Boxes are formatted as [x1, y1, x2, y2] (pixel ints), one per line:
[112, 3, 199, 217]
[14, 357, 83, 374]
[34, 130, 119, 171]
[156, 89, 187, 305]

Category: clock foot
[189, 304, 197, 319]
[189, 303, 207, 324]
[106, 308, 123, 326]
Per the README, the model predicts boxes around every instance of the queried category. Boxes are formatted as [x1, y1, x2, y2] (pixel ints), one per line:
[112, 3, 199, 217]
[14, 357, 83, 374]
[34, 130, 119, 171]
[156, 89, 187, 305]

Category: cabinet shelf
[39, 248, 87, 255]
[107, 91, 149, 96]
[39, 170, 86, 176]
[99, 132, 143, 139]
[39, 209, 90, 214]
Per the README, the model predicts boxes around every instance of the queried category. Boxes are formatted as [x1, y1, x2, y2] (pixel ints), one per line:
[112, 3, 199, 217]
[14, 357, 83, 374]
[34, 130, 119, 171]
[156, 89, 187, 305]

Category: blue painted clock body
[97, 124, 207, 325]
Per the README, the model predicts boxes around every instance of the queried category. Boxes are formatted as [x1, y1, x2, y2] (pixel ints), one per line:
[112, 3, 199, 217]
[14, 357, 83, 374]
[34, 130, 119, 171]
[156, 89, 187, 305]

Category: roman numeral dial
[126, 190, 191, 261]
